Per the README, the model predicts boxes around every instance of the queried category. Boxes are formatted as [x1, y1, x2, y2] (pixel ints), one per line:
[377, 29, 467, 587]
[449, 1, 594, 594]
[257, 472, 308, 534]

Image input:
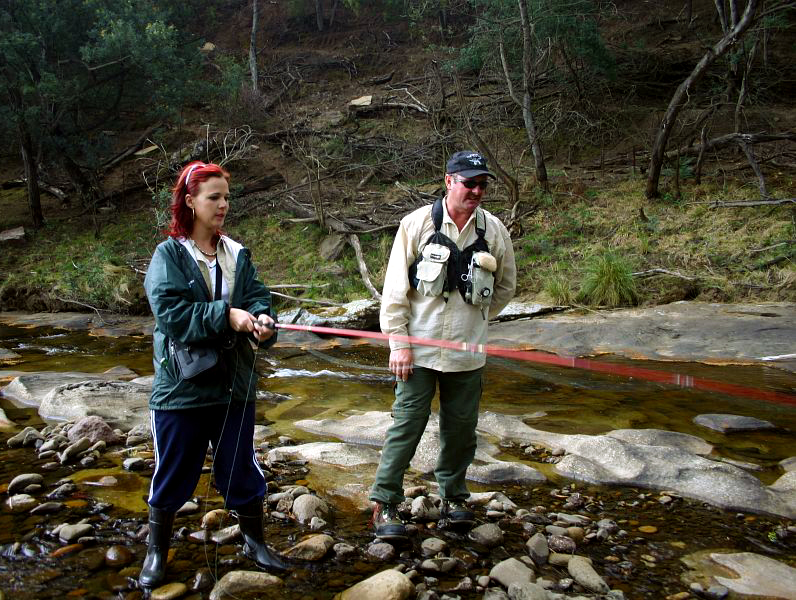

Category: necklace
[191, 238, 217, 257]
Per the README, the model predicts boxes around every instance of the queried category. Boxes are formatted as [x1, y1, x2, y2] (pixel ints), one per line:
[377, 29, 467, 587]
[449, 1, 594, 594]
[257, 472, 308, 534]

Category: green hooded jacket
[144, 236, 276, 410]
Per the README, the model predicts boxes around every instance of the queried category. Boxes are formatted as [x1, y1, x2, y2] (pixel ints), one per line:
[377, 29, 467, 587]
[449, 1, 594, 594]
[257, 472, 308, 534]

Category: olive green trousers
[370, 366, 483, 505]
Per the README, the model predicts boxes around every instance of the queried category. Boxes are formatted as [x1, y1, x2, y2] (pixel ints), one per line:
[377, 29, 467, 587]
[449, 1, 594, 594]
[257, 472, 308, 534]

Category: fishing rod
[274, 322, 796, 406]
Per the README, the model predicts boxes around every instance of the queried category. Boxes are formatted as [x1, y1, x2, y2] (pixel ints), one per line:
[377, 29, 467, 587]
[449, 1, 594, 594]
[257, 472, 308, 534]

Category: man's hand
[389, 348, 413, 382]
[229, 308, 275, 342]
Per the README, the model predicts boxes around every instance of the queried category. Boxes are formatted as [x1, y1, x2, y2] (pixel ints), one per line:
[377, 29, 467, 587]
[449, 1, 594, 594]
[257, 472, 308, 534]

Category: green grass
[576, 251, 638, 308]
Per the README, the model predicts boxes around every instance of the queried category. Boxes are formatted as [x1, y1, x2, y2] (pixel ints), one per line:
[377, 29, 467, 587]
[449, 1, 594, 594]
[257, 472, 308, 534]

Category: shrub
[577, 251, 638, 307]
[543, 270, 574, 305]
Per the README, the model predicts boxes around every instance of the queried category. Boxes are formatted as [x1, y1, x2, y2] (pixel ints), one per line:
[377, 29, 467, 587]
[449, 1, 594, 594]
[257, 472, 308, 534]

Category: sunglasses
[455, 177, 489, 190]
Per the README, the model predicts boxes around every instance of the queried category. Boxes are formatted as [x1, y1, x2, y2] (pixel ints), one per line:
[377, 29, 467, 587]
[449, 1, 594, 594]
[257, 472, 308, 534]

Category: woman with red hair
[141, 161, 288, 587]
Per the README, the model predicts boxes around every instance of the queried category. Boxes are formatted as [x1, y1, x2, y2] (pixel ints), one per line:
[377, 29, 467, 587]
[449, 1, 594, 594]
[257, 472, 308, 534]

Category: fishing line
[275, 323, 796, 406]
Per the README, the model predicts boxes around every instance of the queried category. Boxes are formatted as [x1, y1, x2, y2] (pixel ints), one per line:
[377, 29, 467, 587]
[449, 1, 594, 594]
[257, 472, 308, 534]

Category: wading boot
[441, 500, 476, 530]
[371, 502, 407, 541]
[235, 498, 289, 573]
[138, 506, 175, 588]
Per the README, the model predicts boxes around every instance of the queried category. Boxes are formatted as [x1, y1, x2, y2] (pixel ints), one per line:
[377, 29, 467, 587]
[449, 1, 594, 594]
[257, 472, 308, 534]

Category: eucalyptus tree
[0, 0, 203, 228]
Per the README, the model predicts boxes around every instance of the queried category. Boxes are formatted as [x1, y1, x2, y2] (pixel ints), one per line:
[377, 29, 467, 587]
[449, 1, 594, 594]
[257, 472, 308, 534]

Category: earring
[191, 207, 195, 220]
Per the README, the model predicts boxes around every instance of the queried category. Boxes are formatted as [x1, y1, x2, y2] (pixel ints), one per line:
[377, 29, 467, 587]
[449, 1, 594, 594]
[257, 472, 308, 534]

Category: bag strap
[213, 261, 222, 301]
[433, 197, 486, 241]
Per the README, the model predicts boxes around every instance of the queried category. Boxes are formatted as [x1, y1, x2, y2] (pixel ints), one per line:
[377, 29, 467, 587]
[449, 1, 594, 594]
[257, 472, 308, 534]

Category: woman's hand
[229, 308, 275, 342]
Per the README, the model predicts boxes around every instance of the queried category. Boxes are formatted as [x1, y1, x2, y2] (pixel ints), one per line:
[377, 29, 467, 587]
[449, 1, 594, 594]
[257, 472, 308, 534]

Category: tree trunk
[645, 0, 758, 199]
[19, 123, 44, 228]
[249, 0, 258, 92]
[517, 0, 549, 189]
[315, 0, 324, 32]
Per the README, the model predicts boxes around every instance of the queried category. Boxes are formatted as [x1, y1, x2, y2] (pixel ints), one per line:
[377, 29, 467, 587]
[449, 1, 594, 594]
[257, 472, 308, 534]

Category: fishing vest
[408, 197, 495, 310]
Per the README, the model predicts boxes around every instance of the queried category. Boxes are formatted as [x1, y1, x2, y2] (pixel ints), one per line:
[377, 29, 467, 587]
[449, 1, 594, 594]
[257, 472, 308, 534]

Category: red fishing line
[275, 323, 796, 406]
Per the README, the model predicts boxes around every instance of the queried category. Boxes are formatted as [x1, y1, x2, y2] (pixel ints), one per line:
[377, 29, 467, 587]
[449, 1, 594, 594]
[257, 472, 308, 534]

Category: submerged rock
[40, 380, 150, 429]
[489, 557, 535, 589]
[693, 413, 777, 433]
[568, 555, 609, 593]
[8, 473, 44, 495]
[282, 534, 334, 561]
[67, 416, 124, 445]
[291, 494, 331, 524]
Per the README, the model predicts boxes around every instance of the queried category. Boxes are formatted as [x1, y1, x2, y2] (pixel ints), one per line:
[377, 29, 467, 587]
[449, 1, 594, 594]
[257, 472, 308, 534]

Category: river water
[1, 321, 795, 598]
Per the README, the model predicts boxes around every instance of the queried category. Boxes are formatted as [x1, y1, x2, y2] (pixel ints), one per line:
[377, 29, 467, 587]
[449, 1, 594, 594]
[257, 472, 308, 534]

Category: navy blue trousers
[148, 401, 266, 513]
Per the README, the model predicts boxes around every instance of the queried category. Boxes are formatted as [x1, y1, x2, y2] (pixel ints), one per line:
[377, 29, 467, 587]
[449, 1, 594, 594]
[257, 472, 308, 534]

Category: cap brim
[456, 169, 496, 179]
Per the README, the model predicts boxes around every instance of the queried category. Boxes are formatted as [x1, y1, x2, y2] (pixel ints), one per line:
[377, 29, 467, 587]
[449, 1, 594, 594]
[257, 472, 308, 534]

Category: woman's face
[186, 176, 229, 235]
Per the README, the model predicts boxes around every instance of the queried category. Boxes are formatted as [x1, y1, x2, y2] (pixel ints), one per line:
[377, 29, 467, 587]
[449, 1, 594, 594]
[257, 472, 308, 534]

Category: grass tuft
[577, 251, 638, 307]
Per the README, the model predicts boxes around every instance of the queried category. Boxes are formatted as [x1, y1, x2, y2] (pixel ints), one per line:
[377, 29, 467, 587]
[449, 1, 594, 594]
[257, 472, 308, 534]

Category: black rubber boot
[235, 498, 289, 573]
[138, 506, 175, 588]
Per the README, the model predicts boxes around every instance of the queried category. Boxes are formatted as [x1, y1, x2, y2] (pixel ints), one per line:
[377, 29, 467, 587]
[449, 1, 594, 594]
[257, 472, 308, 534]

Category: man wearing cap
[370, 151, 517, 539]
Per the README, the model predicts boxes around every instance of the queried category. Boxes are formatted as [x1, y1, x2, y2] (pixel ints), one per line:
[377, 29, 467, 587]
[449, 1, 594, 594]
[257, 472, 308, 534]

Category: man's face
[445, 173, 489, 216]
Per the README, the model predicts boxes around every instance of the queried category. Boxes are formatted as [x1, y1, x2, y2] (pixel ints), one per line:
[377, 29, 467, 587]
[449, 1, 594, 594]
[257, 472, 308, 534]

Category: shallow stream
[1, 321, 794, 599]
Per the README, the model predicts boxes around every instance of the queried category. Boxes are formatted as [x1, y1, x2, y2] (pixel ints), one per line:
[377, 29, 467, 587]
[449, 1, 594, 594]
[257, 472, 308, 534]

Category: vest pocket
[415, 243, 450, 297]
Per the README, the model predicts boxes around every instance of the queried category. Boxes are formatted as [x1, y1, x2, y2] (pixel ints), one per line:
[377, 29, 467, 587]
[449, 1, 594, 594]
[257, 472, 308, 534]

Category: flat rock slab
[0, 348, 21, 362]
[489, 301, 796, 372]
[0, 311, 153, 337]
[693, 413, 777, 433]
[477, 412, 794, 519]
[683, 550, 796, 600]
[40, 380, 151, 430]
[295, 411, 545, 486]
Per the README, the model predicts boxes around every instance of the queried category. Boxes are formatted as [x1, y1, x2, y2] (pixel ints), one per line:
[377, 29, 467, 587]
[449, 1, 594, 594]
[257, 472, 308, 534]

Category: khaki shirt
[380, 199, 517, 372]
[180, 235, 242, 301]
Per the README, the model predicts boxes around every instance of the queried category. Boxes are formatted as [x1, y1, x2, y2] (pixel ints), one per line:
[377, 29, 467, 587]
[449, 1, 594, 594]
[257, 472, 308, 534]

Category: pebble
[59, 523, 94, 542]
[60, 437, 91, 464]
[105, 544, 133, 567]
[122, 457, 147, 471]
[705, 585, 729, 600]
[666, 593, 690, 600]
[545, 525, 569, 536]
[477, 575, 491, 588]
[210, 525, 241, 544]
[291, 493, 330, 524]
[566, 526, 585, 543]
[5, 494, 38, 512]
[208, 570, 283, 600]
[404, 485, 428, 498]
[421, 537, 448, 557]
[47, 482, 77, 499]
[30, 501, 64, 515]
[411, 496, 441, 521]
[638, 525, 658, 534]
[489, 557, 534, 588]
[191, 568, 215, 592]
[568, 555, 609, 593]
[150, 582, 188, 600]
[177, 501, 199, 515]
[367, 541, 397, 561]
[337, 568, 414, 600]
[201, 509, 230, 530]
[283, 533, 334, 561]
[333, 542, 357, 560]
[468, 523, 504, 548]
[7, 427, 44, 448]
[548, 535, 576, 554]
[506, 581, 549, 600]
[526, 532, 549, 566]
[8, 473, 44, 494]
[309, 516, 327, 530]
[659, 495, 673, 505]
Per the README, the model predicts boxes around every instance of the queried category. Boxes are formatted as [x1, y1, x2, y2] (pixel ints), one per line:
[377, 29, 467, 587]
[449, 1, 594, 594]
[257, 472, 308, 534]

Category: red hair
[166, 161, 231, 239]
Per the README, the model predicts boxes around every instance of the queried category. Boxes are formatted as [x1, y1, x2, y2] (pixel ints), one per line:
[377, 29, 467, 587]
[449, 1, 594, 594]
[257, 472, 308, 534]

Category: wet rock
[704, 585, 729, 600]
[201, 509, 230, 530]
[693, 414, 776, 433]
[7, 426, 44, 448]
[8, 473, 44, 494]
[489, 557, 535, 588]
[0, 407, 16, 429]
[282, 534, 334, 561]
[309, 516, 327, 530]
[191, 567, 215, 591]
[208, 570, 283, 600]
[268, 441, 381, 468]
[506, 581, 550, 600]
[566, 527, 585, 543]
[545, 525, 567, 537]
[568, 555, 609, 593]
[59, 523, 94, 542]
[150, 582, 188, 599]
[469, 523, 504, 548]
[291, 493, 330, 524]
[59, 437, 91, 464]
[367, 542, 396, 561]
[40, 380, 151, 430]
[333, 542, 357, 560]
[547, 535, 576, 554]
[282, 299, 381, 331]
[405, 485, 428, 498]
[553, 513, 589, 526]
[176, 501, 199, 515]
[30, 501, 64, 515]
[607, 428, 713, 456]
[483, 590, 510, 600]
[338, 568, 414, 600]
[6, 494, 37, 512]
[289, 485, 309, 498]
[548, 553, 575, 567]
[709, 552, 796, 599]
[47, 482, 77, 500]
[421, 537, 448, 557]
[780, 457, 796, 472]
[105, 545, 133, 567]
[122, 457, 146, 471]
[210, 525, 240, 544]
[412, 496, 441, 521]
[67, 416, 125, 445]
[526, 532, 549, 566]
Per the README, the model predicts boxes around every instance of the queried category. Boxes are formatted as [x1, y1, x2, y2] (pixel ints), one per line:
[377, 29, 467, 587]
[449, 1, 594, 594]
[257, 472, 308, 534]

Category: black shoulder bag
[170, 260, 223, 380]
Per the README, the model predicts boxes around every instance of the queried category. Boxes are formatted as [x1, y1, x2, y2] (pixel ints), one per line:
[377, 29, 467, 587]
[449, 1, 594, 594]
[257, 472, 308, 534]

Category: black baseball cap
[446, 151, 495, 179]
